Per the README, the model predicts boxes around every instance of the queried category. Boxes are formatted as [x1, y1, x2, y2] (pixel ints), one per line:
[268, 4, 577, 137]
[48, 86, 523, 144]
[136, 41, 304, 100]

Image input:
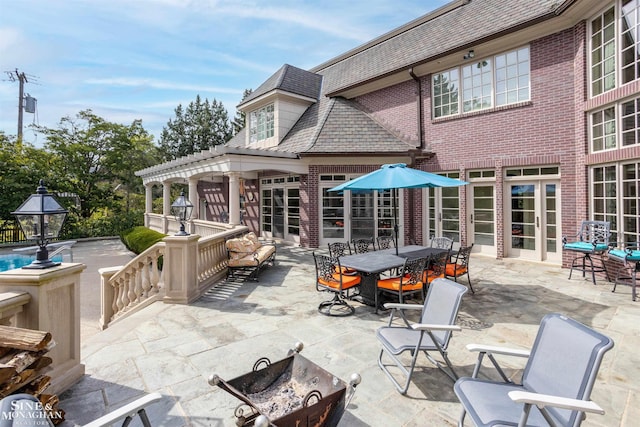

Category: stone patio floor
[54, 240, 638, 426]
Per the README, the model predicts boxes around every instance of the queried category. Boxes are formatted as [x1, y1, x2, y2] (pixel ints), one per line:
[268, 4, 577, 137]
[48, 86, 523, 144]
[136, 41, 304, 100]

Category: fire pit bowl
[209, 342, 360, 427]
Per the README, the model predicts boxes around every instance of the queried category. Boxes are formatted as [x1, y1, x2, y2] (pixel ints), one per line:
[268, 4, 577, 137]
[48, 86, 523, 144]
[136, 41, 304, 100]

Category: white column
[162, 181, 172, 234]
[188, 178, 199, 220]
[143, 184, 153, 227]
[228, 173, 241, 225]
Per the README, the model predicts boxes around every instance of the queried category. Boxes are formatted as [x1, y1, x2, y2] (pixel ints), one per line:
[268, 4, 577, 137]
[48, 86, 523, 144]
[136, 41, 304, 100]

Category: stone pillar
[0, 263, 86, 394]
[144, 183, 153, 227]
[162, 181, 172, 234]
[162, 234, 200, 304]
[228, 173, 241, 225]
[188, 179, 199, 221]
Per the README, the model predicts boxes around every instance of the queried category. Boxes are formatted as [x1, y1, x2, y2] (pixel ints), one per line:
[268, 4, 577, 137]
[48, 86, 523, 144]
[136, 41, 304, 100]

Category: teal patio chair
[562, 220, 611, 285]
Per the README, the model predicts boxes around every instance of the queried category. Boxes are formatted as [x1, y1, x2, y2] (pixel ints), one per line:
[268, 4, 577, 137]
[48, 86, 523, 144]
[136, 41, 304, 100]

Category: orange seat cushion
[445, 263, 467, 277]
[318, 274, 361, 290]
[335, 266, 358, 275]
[377, 277, 424, 292]
[423, 270, 445, 283]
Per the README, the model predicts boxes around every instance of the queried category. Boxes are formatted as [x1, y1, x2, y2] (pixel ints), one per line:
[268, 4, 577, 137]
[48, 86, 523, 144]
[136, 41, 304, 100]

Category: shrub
[120, 226, 166, 255]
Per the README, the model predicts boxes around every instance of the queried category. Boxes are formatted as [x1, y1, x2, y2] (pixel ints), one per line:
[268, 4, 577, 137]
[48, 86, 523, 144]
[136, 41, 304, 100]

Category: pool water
[0, 254, 64, 272]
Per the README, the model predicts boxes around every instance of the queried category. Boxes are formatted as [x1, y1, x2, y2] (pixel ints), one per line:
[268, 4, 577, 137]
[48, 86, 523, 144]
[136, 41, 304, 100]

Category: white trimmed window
[591, 162, 640, 244]
[249, 104, 274, 143]
[590, 96, 640, 152]
[495, 47, 530, 106]
[433, 69, 459, 117]
[591, 106, 616, 151]
[622, 0, 640, 84]
[591, 6, 616, 96]
[433, 46, 530, 118]
[589, 1, 640, 97]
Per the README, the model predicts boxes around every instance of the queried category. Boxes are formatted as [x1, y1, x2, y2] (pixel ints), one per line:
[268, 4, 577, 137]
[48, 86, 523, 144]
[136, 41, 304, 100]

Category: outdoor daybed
[225, 232, 276, 281]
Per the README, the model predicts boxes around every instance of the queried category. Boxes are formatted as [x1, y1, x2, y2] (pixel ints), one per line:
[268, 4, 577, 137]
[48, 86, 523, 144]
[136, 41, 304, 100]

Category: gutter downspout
[408, 68, 424, 242]
[409, 68, 425, 150]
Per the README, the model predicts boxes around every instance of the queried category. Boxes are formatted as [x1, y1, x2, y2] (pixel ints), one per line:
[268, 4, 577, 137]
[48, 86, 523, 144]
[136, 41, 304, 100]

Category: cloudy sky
[0, 0, 445, 145]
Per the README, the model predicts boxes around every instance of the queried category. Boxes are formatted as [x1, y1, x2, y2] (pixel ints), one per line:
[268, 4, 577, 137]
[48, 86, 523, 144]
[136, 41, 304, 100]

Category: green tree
[34, 110, 158, 220]
[158, 95, 233, 160]
[232, 88, 253, 135]
[0, 131, 52, 219]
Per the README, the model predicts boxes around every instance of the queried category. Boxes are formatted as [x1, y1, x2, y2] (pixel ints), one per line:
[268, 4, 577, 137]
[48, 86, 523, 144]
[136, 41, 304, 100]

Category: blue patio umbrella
[328, 163, 468, 254]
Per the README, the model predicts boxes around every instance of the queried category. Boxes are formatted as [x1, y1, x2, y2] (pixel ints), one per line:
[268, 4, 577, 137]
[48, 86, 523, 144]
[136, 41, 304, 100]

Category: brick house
[136, 0, 640, 266]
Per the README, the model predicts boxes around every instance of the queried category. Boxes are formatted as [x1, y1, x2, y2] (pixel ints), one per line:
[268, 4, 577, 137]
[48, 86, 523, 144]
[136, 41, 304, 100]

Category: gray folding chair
[454, 313, 614, 427]
[376, 278, 468, 394]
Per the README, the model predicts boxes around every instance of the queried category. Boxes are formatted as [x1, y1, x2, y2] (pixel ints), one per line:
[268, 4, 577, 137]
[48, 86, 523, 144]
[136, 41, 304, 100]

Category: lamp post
[171, 191, 194, 236]
[11, 180, 68, 269]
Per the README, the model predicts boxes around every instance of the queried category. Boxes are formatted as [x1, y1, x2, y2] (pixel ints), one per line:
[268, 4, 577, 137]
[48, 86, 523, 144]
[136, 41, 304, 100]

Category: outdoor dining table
[339, 245, 448, 307]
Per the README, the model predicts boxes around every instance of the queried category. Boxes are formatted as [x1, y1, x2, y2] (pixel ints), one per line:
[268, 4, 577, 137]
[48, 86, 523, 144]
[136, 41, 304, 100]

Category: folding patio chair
[562, 220, 611, 285]
[454, 313, 614, 427]
[376, 278, 468, 394]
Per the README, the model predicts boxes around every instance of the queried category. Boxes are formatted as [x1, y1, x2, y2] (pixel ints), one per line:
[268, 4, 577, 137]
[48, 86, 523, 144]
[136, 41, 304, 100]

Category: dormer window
[249, 104, 275, 143]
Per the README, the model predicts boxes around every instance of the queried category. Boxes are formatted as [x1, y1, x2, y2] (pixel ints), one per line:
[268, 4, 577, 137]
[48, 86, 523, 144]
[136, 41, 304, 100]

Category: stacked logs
[0, 325, 64, 424]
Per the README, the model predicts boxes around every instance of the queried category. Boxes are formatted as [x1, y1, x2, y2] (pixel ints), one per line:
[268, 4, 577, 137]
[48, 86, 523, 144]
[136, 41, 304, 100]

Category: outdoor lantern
[171, 191, 194, 236]
[11, 179, 68, 269]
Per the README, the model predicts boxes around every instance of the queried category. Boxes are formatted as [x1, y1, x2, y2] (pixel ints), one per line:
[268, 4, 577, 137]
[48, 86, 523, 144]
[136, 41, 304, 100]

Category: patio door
[319, 177, 402, 246]
[506, 181, 561, 262]
[425, 179, 461, 244]
[468, 184, 496, 256]
[272, 188, 285, 238]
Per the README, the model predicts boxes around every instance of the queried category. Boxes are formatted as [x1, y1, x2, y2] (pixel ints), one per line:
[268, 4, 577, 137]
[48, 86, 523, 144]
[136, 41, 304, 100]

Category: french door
[506, 181, 561, 262]
[468, 184, 496, 255]
[320, 184, 401, 246]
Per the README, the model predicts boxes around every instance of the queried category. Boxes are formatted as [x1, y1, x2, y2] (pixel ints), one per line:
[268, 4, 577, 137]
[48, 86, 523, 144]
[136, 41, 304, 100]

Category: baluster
[127, 271, 137, 307]
[134, 262, 144, 302]
[141, 256, 152, 297]
[114, 277, 125, 315]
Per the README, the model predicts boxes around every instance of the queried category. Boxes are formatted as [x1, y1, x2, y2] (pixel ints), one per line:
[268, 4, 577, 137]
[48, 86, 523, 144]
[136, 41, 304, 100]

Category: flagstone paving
[56, 240, 638, 426]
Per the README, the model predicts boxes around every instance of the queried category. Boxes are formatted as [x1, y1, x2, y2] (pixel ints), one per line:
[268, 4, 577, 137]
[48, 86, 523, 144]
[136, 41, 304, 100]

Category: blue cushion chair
[608, 243, 640, 301]
[562, 220, 611, 285]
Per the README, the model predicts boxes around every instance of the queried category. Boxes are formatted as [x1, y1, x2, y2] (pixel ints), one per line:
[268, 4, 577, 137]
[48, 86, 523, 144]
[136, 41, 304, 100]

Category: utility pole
[5, 68, 29, 140]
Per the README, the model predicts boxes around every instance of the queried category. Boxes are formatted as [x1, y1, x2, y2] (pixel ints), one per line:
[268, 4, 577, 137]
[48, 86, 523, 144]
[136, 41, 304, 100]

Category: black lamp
[171, 191, 194, 236]
[11, 180, 68, 269]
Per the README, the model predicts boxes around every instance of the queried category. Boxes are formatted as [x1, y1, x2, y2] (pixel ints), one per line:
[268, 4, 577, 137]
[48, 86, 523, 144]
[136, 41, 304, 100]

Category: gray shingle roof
[276, 96, 416, 155]
[316, 0, 560, 94]
[239, 64, 322, 107]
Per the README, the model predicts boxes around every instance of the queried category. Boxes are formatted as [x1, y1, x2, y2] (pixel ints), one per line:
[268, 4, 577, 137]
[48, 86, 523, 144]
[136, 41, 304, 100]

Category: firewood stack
[0, 325, 64, 424]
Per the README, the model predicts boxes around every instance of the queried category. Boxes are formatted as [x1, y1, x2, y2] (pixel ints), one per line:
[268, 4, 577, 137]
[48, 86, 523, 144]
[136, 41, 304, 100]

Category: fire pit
[209, 342, 360, 427]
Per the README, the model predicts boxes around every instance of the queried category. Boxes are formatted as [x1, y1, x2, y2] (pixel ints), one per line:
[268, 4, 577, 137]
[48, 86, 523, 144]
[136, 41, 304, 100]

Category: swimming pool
[0, 254, 64, 272]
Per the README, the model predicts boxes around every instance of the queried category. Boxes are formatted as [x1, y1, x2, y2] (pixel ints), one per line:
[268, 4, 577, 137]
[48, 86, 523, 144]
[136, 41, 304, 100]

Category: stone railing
[100, 226, 248, 329]
[0, 291, 31, 326]
[99, 242, 165, 329]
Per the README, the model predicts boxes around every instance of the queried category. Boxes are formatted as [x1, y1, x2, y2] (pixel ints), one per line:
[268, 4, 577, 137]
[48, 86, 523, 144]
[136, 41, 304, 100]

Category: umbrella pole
[393, 188, 399, 255]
